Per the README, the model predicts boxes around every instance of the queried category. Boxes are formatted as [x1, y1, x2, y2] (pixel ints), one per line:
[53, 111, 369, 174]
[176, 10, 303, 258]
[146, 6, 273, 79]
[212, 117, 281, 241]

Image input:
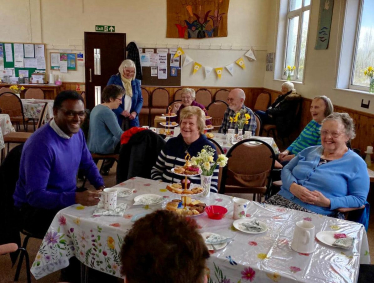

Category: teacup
[244, 131, 252, 139]
[233, 197, 250, 220]
[101, 188, 118, 210]
[291, 220, 316, 253]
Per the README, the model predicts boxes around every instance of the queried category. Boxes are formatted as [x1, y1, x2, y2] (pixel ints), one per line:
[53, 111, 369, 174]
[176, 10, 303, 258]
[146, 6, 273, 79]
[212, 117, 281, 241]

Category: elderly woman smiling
[151, 106, 218, 192]
[266, 113, 369, 217]
[173, 88, 212, 126]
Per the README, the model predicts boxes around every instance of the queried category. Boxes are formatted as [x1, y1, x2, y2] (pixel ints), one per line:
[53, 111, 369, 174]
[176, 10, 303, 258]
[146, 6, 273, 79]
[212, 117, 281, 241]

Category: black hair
[53, 90, 84, 109]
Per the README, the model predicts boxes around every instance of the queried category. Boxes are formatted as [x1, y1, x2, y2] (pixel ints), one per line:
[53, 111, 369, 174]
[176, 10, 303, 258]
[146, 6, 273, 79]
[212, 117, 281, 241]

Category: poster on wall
[166, 0, 230, 39]
[315, 0, 334, 50]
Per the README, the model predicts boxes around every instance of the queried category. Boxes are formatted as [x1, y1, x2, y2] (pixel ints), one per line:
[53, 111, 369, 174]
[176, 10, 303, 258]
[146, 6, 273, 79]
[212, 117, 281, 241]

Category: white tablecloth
[211, 133, 280, 154]
[21, 99, 54, 121]
[0, 113, 16, 150]
[31, 177, 370, 282]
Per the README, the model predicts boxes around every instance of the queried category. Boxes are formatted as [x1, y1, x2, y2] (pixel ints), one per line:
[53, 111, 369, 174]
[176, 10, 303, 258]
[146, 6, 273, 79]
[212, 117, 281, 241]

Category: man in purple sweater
[13, 91, 104, 236]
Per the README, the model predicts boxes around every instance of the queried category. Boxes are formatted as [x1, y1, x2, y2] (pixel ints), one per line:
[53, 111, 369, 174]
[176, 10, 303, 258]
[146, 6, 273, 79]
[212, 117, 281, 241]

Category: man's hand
[121, 110, 130, 117]
[75, 190, 101, 206]
[290, 183, 317, 204]
[129, 111, 137, 120]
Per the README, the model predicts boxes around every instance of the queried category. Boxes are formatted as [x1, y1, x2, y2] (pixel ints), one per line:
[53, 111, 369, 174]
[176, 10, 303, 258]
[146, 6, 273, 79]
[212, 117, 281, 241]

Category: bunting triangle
[204, 66, 213, 78]
[174, 47, 185, 59]
[225, 63, 234, 76]
[215, 67, 223, 79]
[193, 62, 202, 74]
[236, 57, 246, 69]
[245, 49, 256, 61]
[183, 55, 193, 67]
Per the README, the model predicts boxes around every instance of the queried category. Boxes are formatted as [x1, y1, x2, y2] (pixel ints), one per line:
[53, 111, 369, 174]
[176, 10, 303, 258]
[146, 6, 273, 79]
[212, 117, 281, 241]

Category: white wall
[263, 0, 373, 114]
[0, 0, 270, 87]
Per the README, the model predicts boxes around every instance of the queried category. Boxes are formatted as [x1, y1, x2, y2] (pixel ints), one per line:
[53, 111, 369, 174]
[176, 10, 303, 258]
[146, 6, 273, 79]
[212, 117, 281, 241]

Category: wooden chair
[221, 139, 276, 202]
[24, 88, 44, 99]
[253, 92, 271, 111]
[2, 103, 48, 158]
[80, 91, 86, 108]
[150, 88, 170, 124]
[208, 138, 224, 193]
[215, 89, 230, 102]
[0, 87, 13, 94]
[0, 92, 30, 131]
[206, 100, 228, 131]
[140, 87, 150, 126]
[174, 88, 183, 101]
[195, 88, 212, 107]
[254, 112, 262, 136]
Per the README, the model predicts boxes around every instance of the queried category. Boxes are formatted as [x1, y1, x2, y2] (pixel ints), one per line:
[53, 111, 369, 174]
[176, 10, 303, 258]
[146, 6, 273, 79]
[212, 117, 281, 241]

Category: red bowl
[206, 205, 228, 220]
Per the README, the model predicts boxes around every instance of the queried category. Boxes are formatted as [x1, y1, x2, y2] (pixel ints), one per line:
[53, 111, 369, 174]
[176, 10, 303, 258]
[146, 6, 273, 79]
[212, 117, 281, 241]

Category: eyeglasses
[59, 108, 86, 118]
[125, 70, 135, 74]
[181, 96, 192, 100]
[320, 130, 343, 138]
[116, 98, 122, 102]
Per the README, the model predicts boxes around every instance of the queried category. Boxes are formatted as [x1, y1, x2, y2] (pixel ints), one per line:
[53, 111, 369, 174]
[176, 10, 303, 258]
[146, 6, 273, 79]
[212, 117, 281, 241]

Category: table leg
[80, 262, 88, 283]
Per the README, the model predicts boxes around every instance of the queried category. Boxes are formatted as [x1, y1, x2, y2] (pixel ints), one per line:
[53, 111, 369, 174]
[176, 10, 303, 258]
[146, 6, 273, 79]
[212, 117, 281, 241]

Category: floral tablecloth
[31, 177, 370, 282]
[0, 113, 16, 150]
[21, 99, 54, 121]
[211, 133, 280, 154]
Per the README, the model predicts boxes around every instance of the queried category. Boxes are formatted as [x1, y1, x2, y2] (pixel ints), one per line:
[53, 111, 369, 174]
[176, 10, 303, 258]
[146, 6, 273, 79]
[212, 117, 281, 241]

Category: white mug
[102, 188, 118, 210]
[291, 220, 316, 253]
[233, 197, 250, 220]
[244, 131, 252, 139]
[227, 129, 235, 134]
[173, 127, 180, 137]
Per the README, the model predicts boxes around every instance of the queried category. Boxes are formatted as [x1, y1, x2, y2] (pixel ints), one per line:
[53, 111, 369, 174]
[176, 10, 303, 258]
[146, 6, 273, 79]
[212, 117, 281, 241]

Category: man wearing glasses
[219, 88, 257, 135]
[14, 91, 104, 237]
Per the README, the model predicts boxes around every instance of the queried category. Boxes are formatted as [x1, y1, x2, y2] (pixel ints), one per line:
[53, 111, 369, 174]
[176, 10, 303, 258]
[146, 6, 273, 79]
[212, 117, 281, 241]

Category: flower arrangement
[229, 109, 251, 130]
[9, 85, 25, 95]
[191, 145, 228, 176]
[363, 66, 374, 93]
[284, 65, 296, 81]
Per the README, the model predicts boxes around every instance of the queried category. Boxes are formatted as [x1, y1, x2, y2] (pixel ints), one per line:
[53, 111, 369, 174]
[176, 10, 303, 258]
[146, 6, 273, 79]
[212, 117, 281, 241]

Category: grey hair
[322, 112, 356, 140]
[282, 81, 295, 92]
[232, 88, 246, 100]
[180, 106, 205, 134]
[181, 88, 196, 99]
[118, 59, 136, 79]
[313, 96, 334, 117]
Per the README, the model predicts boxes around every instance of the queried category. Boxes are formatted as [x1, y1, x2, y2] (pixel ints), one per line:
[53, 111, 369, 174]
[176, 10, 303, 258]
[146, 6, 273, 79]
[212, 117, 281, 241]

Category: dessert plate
[133, 194, 163, 205]
[233, 218, 268, 234]
[160, 122, 178, 127]
[202, 232, 228, 250]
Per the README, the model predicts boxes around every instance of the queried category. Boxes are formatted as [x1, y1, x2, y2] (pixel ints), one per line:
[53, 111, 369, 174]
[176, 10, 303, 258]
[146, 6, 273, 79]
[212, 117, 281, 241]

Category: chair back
[208, 138, 224, 192]
[221, 139, 275, 199]
[0, 92, 26, 122]
[0, 87, 14, 95]
[254, 112, 262, 136]
[215, 89, 230, 102]
[151, 88, 169, 108]
[207, 100, 228, 129]
[141, 87, 150, 107]
[195, 89, 212, 107]
[24, 88, 44, 99]
[174, 88, 183, 101]
[36, 103, 49, 129]
[254, 92, 271, 111]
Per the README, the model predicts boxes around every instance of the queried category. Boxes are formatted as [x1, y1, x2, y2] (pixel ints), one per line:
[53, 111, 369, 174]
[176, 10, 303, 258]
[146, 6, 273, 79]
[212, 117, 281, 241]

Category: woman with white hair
[107, 59, 143, 130]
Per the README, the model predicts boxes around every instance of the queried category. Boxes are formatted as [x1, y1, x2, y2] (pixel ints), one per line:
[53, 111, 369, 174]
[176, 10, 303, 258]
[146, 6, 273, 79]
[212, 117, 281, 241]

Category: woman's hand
[129, 111, 137, 120]
[290, 183, 317, 204]
[172, 103, 181, 113]
[121, 110, 130, 117]
[279, 154, 295, 162]
[310, 190, 331, 207]
[278, 150, 289, 160]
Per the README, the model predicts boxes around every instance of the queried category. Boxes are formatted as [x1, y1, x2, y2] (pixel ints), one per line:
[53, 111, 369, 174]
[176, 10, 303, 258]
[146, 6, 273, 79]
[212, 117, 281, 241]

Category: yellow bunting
[193, 62, 202, 74]
[215, 67, 223, 79]
[236, 57, 246, 69]
[174, 47, 185, 59]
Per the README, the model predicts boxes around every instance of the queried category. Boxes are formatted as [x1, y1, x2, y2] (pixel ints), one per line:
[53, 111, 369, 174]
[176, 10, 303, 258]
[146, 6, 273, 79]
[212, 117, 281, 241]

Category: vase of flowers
[229, 109, 251, 135]
[364, 66, 374, 93]
[191, 146, 228, 197]
[9, 85, 25, 97]
[284, 65, 296, 81]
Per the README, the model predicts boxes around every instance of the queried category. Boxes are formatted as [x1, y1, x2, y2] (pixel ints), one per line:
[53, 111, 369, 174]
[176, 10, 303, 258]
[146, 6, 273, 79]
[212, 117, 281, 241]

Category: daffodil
[245, 113, 250, 120]
[203, 162, 210, 170]
[368, 66, 373, 72]
[287, 65, 291, 70]
[208, 156, 214, 162]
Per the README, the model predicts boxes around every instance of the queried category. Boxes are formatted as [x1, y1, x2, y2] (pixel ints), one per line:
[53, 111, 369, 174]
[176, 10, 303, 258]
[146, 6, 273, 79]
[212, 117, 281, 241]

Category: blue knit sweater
[287, 120, 321, 155]
[279, 145, 369, 216]
[14, 124, 104, 209]
[151, 134, 219, 192]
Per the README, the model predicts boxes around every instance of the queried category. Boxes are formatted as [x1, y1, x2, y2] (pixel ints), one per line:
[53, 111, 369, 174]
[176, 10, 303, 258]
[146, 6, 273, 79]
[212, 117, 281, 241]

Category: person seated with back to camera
[277, 95, 334, 165]
[120, 210, 210, 283]
[172, 88, 212, 126]
[87, 84, 125, 175]
[265, 113, 369, 218]
[151, 106, 219, 192]
[218, 88, 257, 136]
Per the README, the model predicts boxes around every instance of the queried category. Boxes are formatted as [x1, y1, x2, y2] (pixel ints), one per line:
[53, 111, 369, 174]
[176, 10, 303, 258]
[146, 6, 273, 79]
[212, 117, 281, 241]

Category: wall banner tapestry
[167, 0, 230, 39]
[315, 0, 334, 50]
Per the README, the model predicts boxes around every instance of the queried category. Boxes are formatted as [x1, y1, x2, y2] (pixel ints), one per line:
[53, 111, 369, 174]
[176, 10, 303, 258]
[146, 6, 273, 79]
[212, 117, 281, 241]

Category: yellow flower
[364, 70, 368, 75]
[245, 113, 250, 120]
[208, 156, 214, 162]
[229, 117, 234, 123]
[287, 65, 291, 70]
[203, 162, 210, 170]
[74, 218, 81, 225]
[21, 86, 25, 90]
[235, 112, 240, 119]
[292, 66, 296, 70]
[107, 236, 115, 249]
[368, 66, 373, 72]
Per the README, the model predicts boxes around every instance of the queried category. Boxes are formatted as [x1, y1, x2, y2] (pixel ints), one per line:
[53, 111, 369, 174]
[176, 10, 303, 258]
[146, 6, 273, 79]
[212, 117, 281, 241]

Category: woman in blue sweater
[107, 59, 143, 130]
[266, 113, 369, 217]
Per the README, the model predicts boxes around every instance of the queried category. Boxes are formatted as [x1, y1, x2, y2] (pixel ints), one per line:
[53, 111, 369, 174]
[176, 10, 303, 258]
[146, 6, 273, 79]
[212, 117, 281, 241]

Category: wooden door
[84, 32, 126, 110]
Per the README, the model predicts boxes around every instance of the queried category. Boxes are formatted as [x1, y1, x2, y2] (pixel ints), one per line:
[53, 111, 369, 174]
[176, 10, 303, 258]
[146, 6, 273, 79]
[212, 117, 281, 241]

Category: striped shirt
[151, 134, 219, 192]
[218, 105, 257, 135]
[287, 120, 321, 155]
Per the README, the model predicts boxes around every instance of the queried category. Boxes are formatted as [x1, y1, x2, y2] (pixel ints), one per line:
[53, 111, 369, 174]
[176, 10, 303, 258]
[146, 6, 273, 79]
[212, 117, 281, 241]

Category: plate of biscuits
[160, 122, 178, 127]
[162, 113, 177, 117]
[171, 165, 201, 176]
[166, 183, 204, 196]
[164, 197, 206, 216]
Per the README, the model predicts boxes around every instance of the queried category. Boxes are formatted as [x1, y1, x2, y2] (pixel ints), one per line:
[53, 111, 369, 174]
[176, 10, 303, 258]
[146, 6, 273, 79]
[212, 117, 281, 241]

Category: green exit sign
[95, 25, 115, 32]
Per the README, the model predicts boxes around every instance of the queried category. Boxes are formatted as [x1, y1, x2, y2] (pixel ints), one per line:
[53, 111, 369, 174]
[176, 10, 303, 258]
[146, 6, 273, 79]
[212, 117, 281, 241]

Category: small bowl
[206, 205, 228, 220]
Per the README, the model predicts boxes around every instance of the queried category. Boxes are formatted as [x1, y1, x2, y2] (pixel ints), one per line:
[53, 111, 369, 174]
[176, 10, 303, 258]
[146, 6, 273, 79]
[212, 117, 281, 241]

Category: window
[350, 0, 374, 91]
[281, 0, 311, 81]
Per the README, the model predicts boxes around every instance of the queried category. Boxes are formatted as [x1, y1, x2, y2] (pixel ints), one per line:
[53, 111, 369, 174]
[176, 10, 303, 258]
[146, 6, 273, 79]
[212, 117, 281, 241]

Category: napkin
[205, 234, 232, 245]
[93, 203, 128, 216]
[332, 237, 354, 249]
[241, 220, 263, 232]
